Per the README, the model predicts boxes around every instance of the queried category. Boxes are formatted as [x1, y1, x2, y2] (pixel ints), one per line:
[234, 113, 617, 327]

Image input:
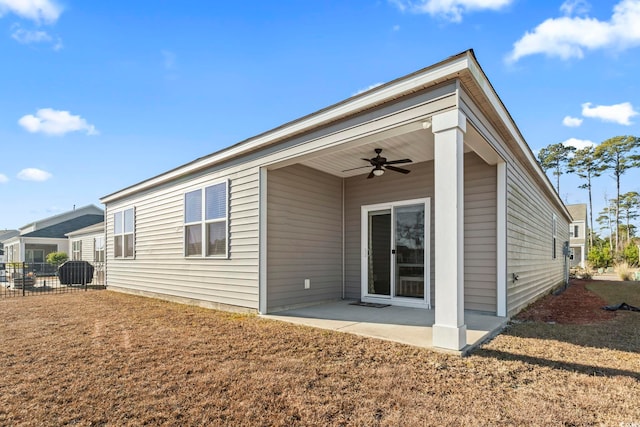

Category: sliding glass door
[361, 198, 430, 307]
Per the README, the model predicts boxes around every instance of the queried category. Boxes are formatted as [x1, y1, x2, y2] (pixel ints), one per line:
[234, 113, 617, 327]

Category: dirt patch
[515, 279, 616, 324]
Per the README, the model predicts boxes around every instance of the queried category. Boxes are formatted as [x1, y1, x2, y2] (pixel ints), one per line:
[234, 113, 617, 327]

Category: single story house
[101, 50, 571, 351]
[2, 205, 104, 268]
[566, 204, 587, 268]
[65, 221, 105, 263]
[0, 230, 19, 252]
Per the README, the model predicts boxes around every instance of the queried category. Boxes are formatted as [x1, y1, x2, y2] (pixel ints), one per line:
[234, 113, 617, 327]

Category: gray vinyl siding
[105, 166, 260, 310]
[459, 92, 570, 316]
[266, 164, 342, 311]
[464, 155, 497, 312]
[505, 163, 569, 314]
[344, 152, 497, 312]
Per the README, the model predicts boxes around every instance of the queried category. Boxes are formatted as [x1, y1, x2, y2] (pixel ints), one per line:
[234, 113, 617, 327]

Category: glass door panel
[368, 210, 391, 296]
[394, 204, 425, 298]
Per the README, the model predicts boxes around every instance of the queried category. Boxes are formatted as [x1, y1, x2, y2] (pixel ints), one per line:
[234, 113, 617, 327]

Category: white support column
[431, 110, 467, 351]
[258, 167, 268, 314]
[580, 244, 585, 268]
[496, 162, 507, 317]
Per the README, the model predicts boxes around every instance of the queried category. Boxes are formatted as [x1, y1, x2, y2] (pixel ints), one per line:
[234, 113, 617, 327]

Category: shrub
[588, 246, 613, 269]
[622, 243, 639, 266]
[615, 261, 633, 281]
[46, 252, 68, 267]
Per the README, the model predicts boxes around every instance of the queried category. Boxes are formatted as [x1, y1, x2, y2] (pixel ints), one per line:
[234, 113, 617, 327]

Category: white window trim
[552, 213, 557, 259]
[113, 207, 135, 259]
[184, 179, 229, 259]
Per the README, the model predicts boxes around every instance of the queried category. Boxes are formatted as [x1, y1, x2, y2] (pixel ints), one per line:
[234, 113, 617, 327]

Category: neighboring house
[567, 204, 587, 268]
[65, 221, 105, 262]
[100, 50, 571, 351]
[0, 230, 18, 281]
[65, 221, 106, 284]
[2, 205, 104, 268]
[0, 229, 19, 256]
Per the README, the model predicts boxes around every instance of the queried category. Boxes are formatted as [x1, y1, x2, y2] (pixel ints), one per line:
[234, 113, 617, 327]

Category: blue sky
[1, 0, 639, 234]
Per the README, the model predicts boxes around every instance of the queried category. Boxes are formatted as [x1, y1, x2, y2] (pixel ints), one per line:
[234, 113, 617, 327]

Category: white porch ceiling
[299, 129, 441, 178]
[291, 124, 497, 179]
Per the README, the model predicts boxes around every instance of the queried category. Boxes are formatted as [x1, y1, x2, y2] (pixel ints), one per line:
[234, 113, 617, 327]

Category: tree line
[537, 135, 640, 266]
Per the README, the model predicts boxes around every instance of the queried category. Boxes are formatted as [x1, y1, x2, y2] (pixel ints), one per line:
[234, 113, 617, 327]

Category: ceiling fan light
[373, 168, 384, 176]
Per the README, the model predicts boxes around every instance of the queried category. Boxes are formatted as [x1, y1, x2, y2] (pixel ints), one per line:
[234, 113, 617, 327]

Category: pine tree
[537, 143, 576, 194]
[594, 136, 640, 252]
[567, 146, 603, 248]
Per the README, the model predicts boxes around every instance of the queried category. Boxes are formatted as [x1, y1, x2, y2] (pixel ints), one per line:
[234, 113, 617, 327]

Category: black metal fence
[0, 261, 105, 299]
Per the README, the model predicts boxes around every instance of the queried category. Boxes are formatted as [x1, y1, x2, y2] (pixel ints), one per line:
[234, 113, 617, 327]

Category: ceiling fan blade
[385, 165, 411, 174]
[342, 165, 372, 172]
[384, 159, 412, 165]
[367, 170, 375, 179]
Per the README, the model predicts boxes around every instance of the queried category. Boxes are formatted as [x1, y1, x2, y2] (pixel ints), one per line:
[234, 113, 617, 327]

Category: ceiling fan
[343, 148, 412, 179]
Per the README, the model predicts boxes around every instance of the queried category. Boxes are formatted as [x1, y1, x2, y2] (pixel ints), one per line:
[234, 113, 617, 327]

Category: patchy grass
[588, 281, 640, 306]
[1, 287, 639, 426]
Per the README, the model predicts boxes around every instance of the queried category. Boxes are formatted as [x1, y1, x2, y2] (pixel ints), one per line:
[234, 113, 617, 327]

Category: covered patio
[263, 300, 508, 355]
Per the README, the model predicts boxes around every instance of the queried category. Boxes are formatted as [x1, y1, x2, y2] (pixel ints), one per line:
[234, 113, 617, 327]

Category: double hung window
[114, 208, 135, 258]
[71, 240, 82, 260]
[185, 180, 228, 258]
[94, 236, 105, 262]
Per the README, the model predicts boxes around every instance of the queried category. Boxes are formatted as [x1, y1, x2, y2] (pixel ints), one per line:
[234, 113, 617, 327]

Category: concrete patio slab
[263, 300, 509, 355]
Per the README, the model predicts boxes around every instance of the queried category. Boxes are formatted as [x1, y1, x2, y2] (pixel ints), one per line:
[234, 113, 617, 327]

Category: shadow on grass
[474, 347, 640, 381]
[501, 316, 640, 353]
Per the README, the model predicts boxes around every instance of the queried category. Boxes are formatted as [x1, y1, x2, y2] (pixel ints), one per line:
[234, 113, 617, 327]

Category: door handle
[391, 249, 396, 254]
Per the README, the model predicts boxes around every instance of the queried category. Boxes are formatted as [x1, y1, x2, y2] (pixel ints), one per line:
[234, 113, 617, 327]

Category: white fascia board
[64, 222, 105, 238]
[101, 55, 471, 204]
[465, 57, 572, 221]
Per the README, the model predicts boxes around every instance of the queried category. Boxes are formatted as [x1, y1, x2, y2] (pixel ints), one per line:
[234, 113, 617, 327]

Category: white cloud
[560, 0, 591, 16]
[11, 25, 62, 49]
[389, 0, 513, 22]
[562, 116, 583, 127]
[0, 173, 8, 183]
[18, 108, 99, 136]
[0, 0, 62, 24]
[17, 168, 52, 182]
[353, 82, 384, 96]
[11, 26, 50, 43]
[581, 101, 638, 125]
[562, 137, 596, 150]
[392, 24, 401, 31]
[506, 0, 640, 63]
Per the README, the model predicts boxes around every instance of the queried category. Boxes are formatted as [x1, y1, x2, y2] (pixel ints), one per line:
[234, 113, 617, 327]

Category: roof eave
[100, 50, 474, 204]
[462, 52, 571, 220]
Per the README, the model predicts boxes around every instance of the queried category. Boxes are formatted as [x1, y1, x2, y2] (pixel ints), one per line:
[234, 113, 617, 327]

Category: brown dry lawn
[1, 281, 639, 426]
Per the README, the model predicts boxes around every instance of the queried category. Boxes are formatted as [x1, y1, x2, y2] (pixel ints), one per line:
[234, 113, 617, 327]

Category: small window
[574, 225, 579, 238]
[71, 240, 82, 261]
[94, 236, 105, 262]
[184, 180, 228, 258]
[552, 214, 557, 259]
[114, 208, 135, 258]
